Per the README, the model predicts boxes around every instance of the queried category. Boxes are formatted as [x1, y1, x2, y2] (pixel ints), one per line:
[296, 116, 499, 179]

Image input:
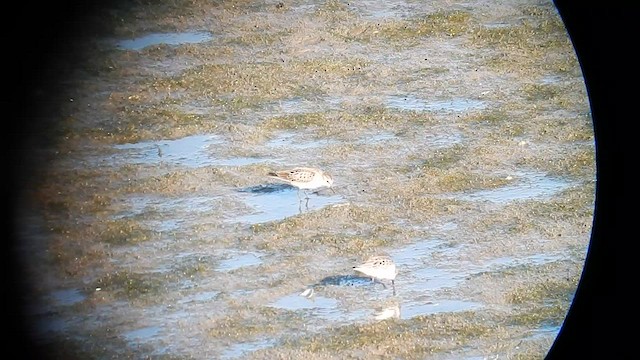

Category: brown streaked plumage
[267, 167, 334, 198]
[353, 255, 398, 294]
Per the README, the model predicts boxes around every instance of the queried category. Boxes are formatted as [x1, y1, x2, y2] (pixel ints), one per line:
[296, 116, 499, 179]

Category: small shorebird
[267, 167, 334, 199]
[353, 255, 398, 295]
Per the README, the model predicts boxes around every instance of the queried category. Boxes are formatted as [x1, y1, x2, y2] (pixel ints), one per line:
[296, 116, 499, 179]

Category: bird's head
[323, 173, 334, 187]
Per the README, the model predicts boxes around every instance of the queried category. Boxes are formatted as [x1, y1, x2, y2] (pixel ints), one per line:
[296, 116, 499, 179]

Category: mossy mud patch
[17, 0, 593, 359]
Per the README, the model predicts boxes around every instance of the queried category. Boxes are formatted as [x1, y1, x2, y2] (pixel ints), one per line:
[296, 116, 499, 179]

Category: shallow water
[30, 124, 581, 357]
[18, 0, 593, 358]
[386, 95, 487, 113]
[266, 132, 337, 150]
[220, 339, 277, 359]
[123, 326, 162, 343]
[450, 170, 574, 203]
[50, 289, 86, 306]
[234, 186, 344, 224]
[354, 0, 424, 19]
[115, 31, 213, 51]
[216, 252, 264, 272]
[111, 134, 224, 168]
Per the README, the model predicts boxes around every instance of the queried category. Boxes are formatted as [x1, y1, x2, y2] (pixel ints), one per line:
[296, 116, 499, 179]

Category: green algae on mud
[19, 0, 594, 358]
[273, 311, 492, 357]
[380, 10, 473, 40]
[99, 219, 155, 245]
[94, 270, 165, 299]
[250, 205, 396, 254]
[207, 306, 305, 339]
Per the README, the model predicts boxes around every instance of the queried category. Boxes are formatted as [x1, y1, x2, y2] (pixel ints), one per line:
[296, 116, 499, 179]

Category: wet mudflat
[17, 0, 594, 358]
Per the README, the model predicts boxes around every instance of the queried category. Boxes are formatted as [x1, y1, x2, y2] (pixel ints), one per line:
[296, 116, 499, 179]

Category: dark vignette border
[6, 1, 620, 358]
[549, 1, 620, 358]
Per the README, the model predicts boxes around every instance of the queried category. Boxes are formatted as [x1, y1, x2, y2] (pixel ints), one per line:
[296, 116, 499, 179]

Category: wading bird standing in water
[267, 167, 334, 200]
[353, 255, 398, 295]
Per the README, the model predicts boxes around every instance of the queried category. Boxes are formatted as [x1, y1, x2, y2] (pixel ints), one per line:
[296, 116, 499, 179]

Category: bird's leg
[304, 197, 310, 210]
[371, 278, 387, 289]
[391, 280, 396, 296]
